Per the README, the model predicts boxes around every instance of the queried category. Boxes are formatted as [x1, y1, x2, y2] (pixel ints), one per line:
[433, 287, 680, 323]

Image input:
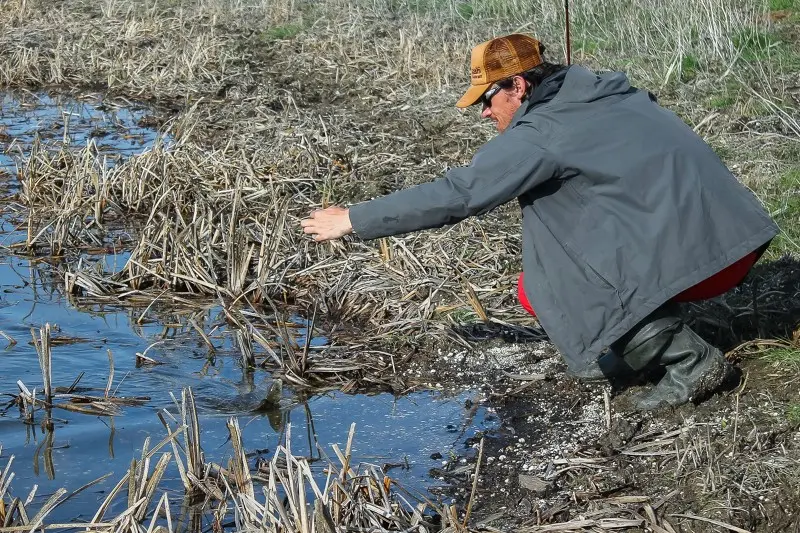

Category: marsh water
[0, 92, 494, 523]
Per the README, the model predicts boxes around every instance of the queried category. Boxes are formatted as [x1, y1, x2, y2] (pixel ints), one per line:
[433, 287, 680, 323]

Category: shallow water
[0, 92, 494, 522]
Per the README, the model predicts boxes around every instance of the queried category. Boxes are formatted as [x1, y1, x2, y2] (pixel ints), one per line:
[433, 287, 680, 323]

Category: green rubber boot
[611, 306, 734, 410]
[633, 324, 732, 410]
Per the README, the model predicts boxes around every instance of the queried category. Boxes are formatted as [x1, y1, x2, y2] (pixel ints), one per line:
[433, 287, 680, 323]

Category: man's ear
[513, 75, 527, 99]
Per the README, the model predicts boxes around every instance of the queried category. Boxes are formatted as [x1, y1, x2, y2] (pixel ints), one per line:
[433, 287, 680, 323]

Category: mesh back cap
[456, 34, 543, 109]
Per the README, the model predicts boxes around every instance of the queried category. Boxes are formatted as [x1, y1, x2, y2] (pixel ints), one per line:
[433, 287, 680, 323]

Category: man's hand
[300, 206, 353, 242]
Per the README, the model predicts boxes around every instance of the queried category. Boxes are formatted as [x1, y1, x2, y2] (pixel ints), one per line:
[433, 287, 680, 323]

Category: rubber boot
[611, 306, 733, 410]
[633, 324, 732, 410]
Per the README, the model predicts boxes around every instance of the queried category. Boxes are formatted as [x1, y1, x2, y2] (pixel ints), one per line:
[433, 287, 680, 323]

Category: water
[0, 92, 494, 522]
[0, 91, 160, 174]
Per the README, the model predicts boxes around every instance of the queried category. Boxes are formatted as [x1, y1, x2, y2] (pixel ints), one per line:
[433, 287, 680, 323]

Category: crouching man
[301, 33, 778, 410]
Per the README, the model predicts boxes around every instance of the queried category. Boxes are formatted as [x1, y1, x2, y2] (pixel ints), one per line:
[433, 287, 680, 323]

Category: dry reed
[14, 322, 149, 419]
[1, 0, 798, 531]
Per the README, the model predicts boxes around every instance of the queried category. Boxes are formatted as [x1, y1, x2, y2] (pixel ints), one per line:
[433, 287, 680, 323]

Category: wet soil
[404, 283, 800, 532]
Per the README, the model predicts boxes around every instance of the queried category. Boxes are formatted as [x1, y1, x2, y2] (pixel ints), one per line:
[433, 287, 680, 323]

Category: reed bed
[19, 130, 524, 349]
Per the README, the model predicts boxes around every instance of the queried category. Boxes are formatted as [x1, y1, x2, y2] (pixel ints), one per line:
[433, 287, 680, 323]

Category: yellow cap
[456, 33, 544, 109]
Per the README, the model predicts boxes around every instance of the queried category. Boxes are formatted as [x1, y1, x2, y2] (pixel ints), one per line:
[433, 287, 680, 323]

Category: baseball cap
[456, 33, 544, 109]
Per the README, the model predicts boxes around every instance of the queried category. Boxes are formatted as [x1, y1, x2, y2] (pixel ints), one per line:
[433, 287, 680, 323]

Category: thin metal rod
[565, 0, 572, 65]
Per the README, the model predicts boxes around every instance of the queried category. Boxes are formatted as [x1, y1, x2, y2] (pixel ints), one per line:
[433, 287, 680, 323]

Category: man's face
[480, 76, 526, 133]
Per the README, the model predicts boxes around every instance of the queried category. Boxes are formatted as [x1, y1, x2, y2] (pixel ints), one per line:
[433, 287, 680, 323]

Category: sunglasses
[481, 84, 503, 108]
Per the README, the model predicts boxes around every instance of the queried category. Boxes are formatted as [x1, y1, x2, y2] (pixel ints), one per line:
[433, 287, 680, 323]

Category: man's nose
[481, 106, 492, 119]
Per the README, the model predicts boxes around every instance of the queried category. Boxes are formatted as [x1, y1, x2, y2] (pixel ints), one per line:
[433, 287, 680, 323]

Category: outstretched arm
[302, 130, 556, 242]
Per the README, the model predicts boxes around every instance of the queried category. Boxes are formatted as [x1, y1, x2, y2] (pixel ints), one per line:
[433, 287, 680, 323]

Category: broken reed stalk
[16, 380, 35, 421]
[0, 330, 18, 347]
[158, 388, 214, 499]
[463, 436, 484, 528]
[234, 327, 255, 368]
[105, 349, 114, 399]
[226, 418, 254, 500]
[31, 324, 53, 405]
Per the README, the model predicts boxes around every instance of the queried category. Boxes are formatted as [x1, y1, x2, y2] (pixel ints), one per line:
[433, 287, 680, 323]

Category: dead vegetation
[14, 323, 149, 419]
[1, 0, 797, 359]
[412, 339, 800, 533]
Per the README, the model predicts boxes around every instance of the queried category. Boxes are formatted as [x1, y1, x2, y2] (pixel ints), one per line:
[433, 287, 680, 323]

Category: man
[300, 33, 778, 410]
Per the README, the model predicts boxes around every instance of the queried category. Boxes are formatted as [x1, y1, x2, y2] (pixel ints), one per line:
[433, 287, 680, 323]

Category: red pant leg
[517, 272, 536, 316]
[672, 250, 760, 302]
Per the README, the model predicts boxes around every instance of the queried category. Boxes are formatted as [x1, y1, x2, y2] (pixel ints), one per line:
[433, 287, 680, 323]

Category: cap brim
[455, 82, 491, 109]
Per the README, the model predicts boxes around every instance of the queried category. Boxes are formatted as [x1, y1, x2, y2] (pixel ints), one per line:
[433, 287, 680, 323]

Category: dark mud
[408, 258, 800, 532]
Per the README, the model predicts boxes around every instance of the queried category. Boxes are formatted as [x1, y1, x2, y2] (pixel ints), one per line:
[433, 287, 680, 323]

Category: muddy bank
[415, 268, 800, 532]
[413, 336, 800, 531]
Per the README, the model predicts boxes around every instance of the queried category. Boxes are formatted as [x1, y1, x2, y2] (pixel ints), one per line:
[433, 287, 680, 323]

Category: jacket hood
[510, 65, 635, 127]
[555, 66, 634, 104]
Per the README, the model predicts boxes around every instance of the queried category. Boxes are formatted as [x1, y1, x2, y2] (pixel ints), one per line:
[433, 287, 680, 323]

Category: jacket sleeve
[348, 130, 557, 240]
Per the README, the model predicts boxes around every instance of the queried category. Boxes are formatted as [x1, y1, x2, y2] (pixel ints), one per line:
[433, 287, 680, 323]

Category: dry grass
[0, 2, 799, 527]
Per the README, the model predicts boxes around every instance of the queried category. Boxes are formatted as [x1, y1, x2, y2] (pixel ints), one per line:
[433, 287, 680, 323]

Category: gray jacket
[349, 65, 778, 371]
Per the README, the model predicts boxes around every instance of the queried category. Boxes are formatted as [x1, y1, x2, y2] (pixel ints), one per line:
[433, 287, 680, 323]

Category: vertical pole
[565, 0, 572, 65]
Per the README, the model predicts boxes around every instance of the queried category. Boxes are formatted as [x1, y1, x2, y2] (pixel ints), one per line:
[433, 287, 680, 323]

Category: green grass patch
[575, 36, 602, 56]
[709, 94, 736, 109]
[455, 2, 473, 19]
[260, 23, 304, 41]
[787, 404, 800, 424]
[388, 0, 450, 14]
[769, 0, 798, 10]
[730, 28, 800, 74]
[761, 168, 800, 257]
[760, 346, 800, 366]
[447, 307, 478, 323]
[733, 30, 781, 61]
[680, 54, 700, 82]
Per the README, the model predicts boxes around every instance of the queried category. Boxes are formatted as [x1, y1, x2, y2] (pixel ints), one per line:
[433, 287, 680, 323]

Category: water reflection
[0, 255, 494, 521]
[0, 91, 164, 175]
